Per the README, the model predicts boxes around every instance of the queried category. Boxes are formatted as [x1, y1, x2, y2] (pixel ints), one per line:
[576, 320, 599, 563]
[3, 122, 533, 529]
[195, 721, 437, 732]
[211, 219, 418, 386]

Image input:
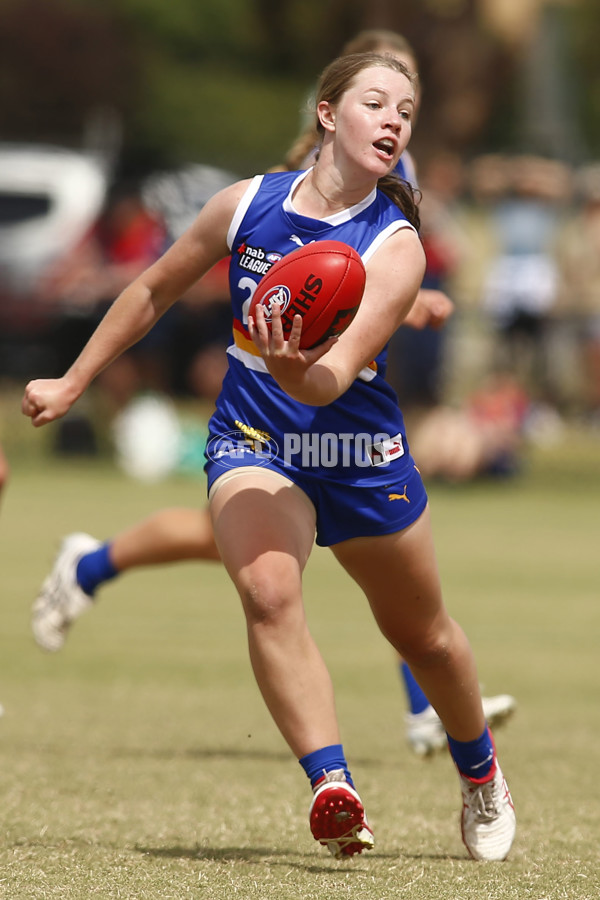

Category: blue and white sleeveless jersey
[207, 168, 417, 487]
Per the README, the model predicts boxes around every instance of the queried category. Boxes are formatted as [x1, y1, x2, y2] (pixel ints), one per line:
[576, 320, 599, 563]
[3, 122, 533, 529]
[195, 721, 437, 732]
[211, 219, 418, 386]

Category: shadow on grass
[133, 843, 462, 867]
[112, 745, 292, 764]
[112, 744, 392, 770]
[110, 746, 395, 769]
[135, 844, 309, 862]
[8, 836, 462, 872]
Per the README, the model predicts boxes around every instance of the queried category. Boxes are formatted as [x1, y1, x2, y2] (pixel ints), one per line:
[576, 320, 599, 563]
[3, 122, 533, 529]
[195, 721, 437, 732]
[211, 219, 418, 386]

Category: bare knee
[394, 622, 455, 671]
[239, 570, 302, 631]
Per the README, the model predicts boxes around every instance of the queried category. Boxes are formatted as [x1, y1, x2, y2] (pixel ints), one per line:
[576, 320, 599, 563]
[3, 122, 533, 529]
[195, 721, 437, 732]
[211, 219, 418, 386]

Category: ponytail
[378, 173, 421, 231]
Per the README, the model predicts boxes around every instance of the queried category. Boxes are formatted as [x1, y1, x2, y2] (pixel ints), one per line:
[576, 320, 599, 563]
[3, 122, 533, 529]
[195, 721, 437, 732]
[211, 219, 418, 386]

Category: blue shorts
[205, 454, 428, 547]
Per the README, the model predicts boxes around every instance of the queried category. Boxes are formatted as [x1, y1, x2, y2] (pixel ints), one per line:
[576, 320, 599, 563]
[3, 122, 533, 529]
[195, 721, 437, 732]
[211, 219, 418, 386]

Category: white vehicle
[0, 143, 109, 294]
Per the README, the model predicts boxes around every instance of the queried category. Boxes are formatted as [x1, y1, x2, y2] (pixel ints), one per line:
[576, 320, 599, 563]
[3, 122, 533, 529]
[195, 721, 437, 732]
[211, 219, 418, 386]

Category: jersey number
[239, 276, 257, 325]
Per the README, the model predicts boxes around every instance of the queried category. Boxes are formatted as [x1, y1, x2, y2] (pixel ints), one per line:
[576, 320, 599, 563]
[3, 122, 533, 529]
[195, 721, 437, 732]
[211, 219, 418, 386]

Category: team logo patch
[237, 243, 281, 276]
[367, 433, 405, 467]
[255, 285, 292, 320]
[206, 426, 279, 469]
[388, 486, 410, 503]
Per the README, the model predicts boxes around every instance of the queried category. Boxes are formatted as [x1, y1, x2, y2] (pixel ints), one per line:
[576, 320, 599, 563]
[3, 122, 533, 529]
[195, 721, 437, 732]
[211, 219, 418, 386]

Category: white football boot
[459, 760, 516, 861]
[405, 705, 448, 756]
[32, 532, 100, 652]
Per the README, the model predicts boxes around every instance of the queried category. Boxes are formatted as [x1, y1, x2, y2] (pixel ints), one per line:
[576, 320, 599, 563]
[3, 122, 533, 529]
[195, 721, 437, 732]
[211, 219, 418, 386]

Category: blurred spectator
[33, 180, 169, 451]
[408, 370, 530, 483]
[38, 180, 168, 410]
[478, 154, 572, 404]
[555, 163, 600, 422]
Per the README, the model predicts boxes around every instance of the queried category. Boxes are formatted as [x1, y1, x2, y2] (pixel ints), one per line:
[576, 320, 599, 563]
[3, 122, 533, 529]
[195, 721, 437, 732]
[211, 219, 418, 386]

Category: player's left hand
[249, 300, 336, 386]
[403, 288, 454, 331]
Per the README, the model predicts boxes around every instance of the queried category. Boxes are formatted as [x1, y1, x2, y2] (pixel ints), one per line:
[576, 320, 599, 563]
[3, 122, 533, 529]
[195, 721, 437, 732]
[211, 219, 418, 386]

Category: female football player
[28, 28, 514, 758]
[23, 52, 515, 860]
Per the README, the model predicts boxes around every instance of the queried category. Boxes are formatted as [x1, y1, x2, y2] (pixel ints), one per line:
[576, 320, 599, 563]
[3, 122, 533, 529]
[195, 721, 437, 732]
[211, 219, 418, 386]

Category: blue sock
[76, 542, 119, 597]
[447, 726, 495, 780]
[298, 744, 354, 789]
[399, 661, 431, 715]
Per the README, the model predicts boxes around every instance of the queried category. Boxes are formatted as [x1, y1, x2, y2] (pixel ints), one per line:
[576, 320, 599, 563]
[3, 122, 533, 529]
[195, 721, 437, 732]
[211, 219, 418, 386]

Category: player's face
[326, 66, 415, 178]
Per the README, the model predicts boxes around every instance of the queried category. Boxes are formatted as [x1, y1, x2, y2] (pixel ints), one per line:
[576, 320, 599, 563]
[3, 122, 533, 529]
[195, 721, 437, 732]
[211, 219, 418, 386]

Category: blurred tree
[513, 2, 586, 162]
[0, 0, 597, 176]
[0, 0, 136, 150]
[251, 0, 363, 72]
[360, 0, 514, 157]
[569, 0, 600, 155]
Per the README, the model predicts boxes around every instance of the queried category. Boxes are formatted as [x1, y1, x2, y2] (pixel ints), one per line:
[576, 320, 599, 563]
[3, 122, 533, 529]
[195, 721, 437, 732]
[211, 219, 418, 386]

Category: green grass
[1, 431, 599, 898]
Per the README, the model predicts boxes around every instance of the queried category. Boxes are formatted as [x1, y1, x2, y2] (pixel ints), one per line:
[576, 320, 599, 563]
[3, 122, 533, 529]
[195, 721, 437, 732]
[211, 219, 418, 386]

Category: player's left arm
[253, 227, 425, 406]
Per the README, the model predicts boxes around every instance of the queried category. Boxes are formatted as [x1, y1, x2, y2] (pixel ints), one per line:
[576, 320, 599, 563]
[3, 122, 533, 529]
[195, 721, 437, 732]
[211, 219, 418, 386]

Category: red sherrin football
[249, 240, 366, 349]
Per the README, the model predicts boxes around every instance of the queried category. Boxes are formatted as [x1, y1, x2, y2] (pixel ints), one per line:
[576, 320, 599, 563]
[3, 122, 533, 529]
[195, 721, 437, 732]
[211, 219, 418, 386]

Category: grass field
[1, 427, 599, 898]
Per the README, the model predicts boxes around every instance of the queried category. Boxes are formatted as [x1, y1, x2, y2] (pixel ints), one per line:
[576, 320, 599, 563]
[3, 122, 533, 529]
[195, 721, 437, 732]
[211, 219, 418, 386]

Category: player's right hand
[21, 378, 78, 427]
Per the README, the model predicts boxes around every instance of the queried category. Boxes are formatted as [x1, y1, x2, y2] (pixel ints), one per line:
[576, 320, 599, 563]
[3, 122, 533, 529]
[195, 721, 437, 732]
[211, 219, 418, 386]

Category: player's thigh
[331, 505, 447, 640]
[209, 467, 316, 606]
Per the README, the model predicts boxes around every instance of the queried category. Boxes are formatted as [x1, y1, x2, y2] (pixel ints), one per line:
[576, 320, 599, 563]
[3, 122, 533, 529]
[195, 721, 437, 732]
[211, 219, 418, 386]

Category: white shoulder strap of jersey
[227, 175, 263, 250]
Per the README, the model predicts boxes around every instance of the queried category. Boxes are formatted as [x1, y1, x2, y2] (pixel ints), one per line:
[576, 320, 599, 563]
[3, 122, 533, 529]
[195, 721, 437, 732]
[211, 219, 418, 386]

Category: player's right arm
[251, 226, 426, 406]
[22, 180, 251, 427]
